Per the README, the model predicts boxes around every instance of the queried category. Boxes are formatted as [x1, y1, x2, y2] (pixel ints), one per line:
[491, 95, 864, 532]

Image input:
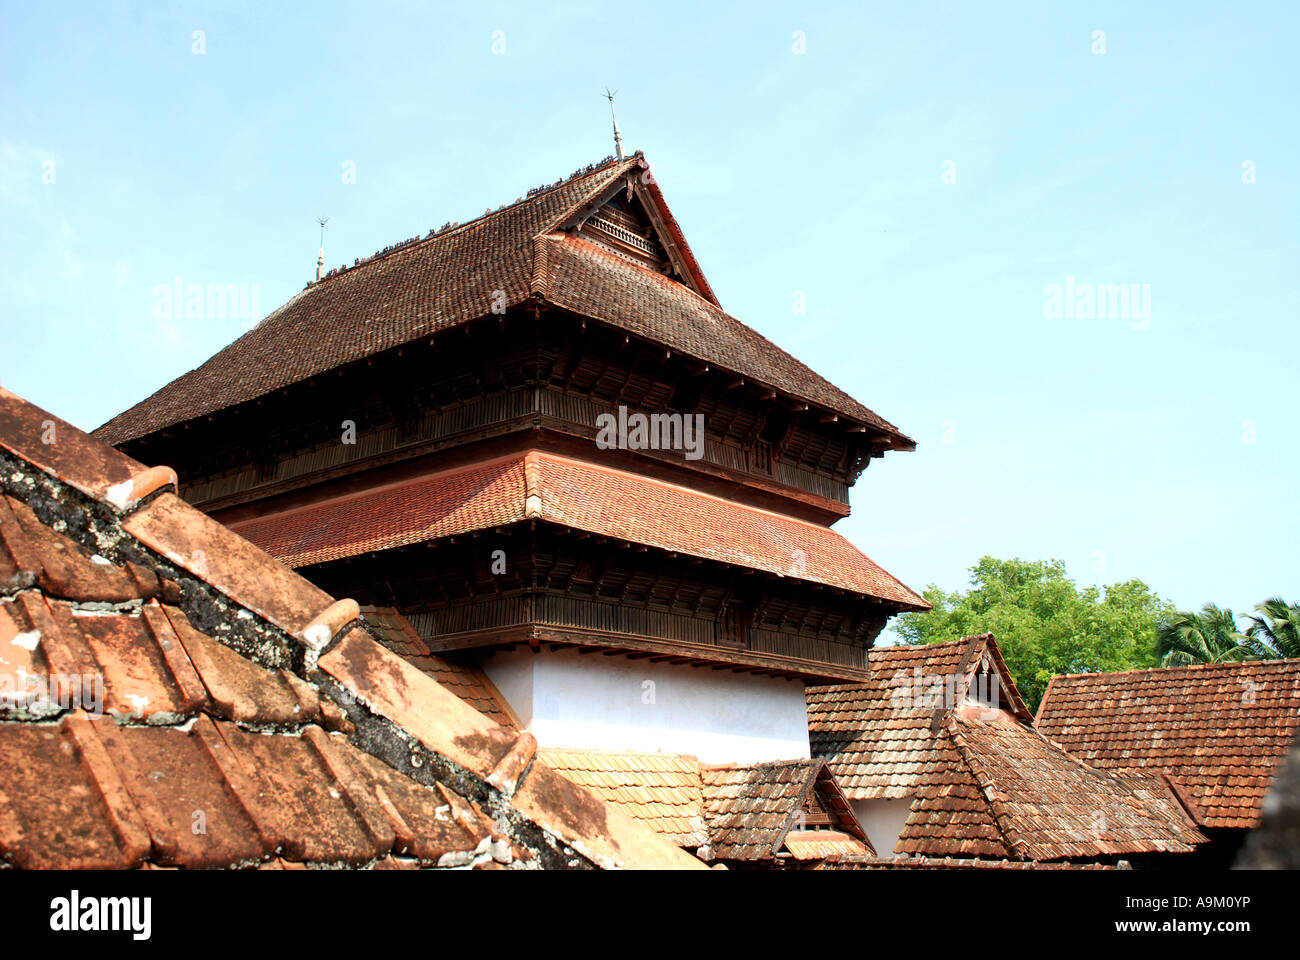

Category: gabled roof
[1035, 659, 1300, 829]
[94, 155, 910, 448]
[699, 758, 872, 861]
[807, 635, 1205, 861]
[227, 450, 927, 607]
[807, 635, 1027, 799]
[0, 385, 703, 870]
[901, 708, 1204, 860]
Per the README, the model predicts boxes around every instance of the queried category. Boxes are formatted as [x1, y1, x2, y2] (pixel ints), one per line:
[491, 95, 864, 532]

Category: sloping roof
[539, 748, 707, 847]
[900, 708, 1204, 860]
[226, 450, 926, 607]
[699, 758, 871, 861]
[808, 635, 1205, 860]
[535, 748, 871, 861]
[359, 605, 518, 728]
[0, 385, 703, 870]
[1234, 733, 1300, 868]
[536, 232, 904, 441]
[807, 636, 1025, 799]
[95, 155, 907, 447]
[1035, 659, 1300, 829]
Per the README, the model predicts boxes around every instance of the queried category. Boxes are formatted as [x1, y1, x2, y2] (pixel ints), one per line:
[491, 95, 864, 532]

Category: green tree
[893, 557, 1170, 712]
[1245, 597, 1300, 658]
[1155, 604, 1262, 666]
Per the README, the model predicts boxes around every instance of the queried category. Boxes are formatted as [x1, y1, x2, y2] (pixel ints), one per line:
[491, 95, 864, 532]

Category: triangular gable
[947, 633, 1031, 724]
[700, 759, 875, 862]
[551, 156, 719, 307]
[789, 764, 875, 853]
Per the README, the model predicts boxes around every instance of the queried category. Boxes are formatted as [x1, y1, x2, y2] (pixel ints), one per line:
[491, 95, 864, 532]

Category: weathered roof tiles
[809, 635, 1206, 861]
[227, 450, 927, 607]
[0, 384, 703, 870]
[1035, 659, 1300, 829]
[94, 155, 908, 448]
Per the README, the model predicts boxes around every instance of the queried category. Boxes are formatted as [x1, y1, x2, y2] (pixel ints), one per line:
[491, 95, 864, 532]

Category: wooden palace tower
[97, 152, 927, 763]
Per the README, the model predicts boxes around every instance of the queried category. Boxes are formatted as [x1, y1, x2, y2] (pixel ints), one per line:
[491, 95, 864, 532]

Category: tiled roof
[360, 605, 518, 728]
[535, 232, 906, 439]
[1234, 734, 1300, 868]
[899, 709, 1204, 860]
[807, 637, 1018, 799]
[808, 635, 1205, 861]
[700, 759, 871, 861]
[0, 385, 703, 870]
[228, 450, 926, 607]
[95, 155, 906, 447]
[1034, 659, 1300, 828]
[539, 748, 707, 847]
[537, 748, 871, 862]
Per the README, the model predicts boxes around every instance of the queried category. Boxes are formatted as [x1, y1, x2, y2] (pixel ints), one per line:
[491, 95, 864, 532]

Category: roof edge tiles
[93, 154, 909, 449]
[228, 449, 927, 608]
[0, 386, 705, 870]
[1034, 657, 1300, 830]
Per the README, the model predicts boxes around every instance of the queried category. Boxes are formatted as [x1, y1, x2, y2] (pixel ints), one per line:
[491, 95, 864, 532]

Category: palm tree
[1246, 597, 1300, 658]
[1156, 604, 1267, 666]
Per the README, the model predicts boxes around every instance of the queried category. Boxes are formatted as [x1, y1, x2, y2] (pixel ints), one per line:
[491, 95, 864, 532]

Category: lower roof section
[229, 450, 927, 609]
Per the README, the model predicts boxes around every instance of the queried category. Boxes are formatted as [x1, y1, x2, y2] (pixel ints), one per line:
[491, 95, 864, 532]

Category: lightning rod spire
[316, 217, 329, 282]
[605, 88, 625, 161]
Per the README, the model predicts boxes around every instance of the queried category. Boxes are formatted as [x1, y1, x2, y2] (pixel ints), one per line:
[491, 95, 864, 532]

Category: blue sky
[2, 1, 1296, 626]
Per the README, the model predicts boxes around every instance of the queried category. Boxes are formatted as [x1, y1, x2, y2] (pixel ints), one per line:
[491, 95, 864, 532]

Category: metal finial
[605, 88, 625, 161]
[316, 217, 329, 282]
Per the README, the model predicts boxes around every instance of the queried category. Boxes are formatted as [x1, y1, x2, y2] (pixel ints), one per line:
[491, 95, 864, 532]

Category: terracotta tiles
[900, 713, 1203, 860]
[232, 450, 926, 607]
[540, 232, 908, 440]
[0, 384, 143, 501]
[95, 157, 902, 448]
[123, 492, 335, 640]
[699, 759, 867, 862]
[229, 457, 527, 568]
[94, 160, 640, 446]
[807, 639, 986, 800]
[540, 748, 707, 846]
[317, 628, 521, 783]
[538, 748, 872, 864]
[362, 605, 518, 727]
[1, 494, 159, 602]
[1035, 659, 1300, 828]
[810, 634, 1206, 861]
[781, 830, 872, 860]
[0, 387, 705, 870]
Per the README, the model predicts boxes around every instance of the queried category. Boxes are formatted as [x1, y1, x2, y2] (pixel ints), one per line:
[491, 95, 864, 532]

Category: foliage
[1155, 603, 1263, 666]
[1245, 597, 1300, 659]
[893, 556, 1170, 712]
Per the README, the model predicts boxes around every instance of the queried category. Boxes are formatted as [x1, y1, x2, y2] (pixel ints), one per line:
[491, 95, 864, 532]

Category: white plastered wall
[481, 646, 811, 764]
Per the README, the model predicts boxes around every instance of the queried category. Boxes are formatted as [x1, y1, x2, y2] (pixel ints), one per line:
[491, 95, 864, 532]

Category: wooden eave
[424, 623, 872, 684]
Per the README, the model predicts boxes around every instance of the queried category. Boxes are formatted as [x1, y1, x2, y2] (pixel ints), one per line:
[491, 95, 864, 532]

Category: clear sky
[2, 1, 1296, 628]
